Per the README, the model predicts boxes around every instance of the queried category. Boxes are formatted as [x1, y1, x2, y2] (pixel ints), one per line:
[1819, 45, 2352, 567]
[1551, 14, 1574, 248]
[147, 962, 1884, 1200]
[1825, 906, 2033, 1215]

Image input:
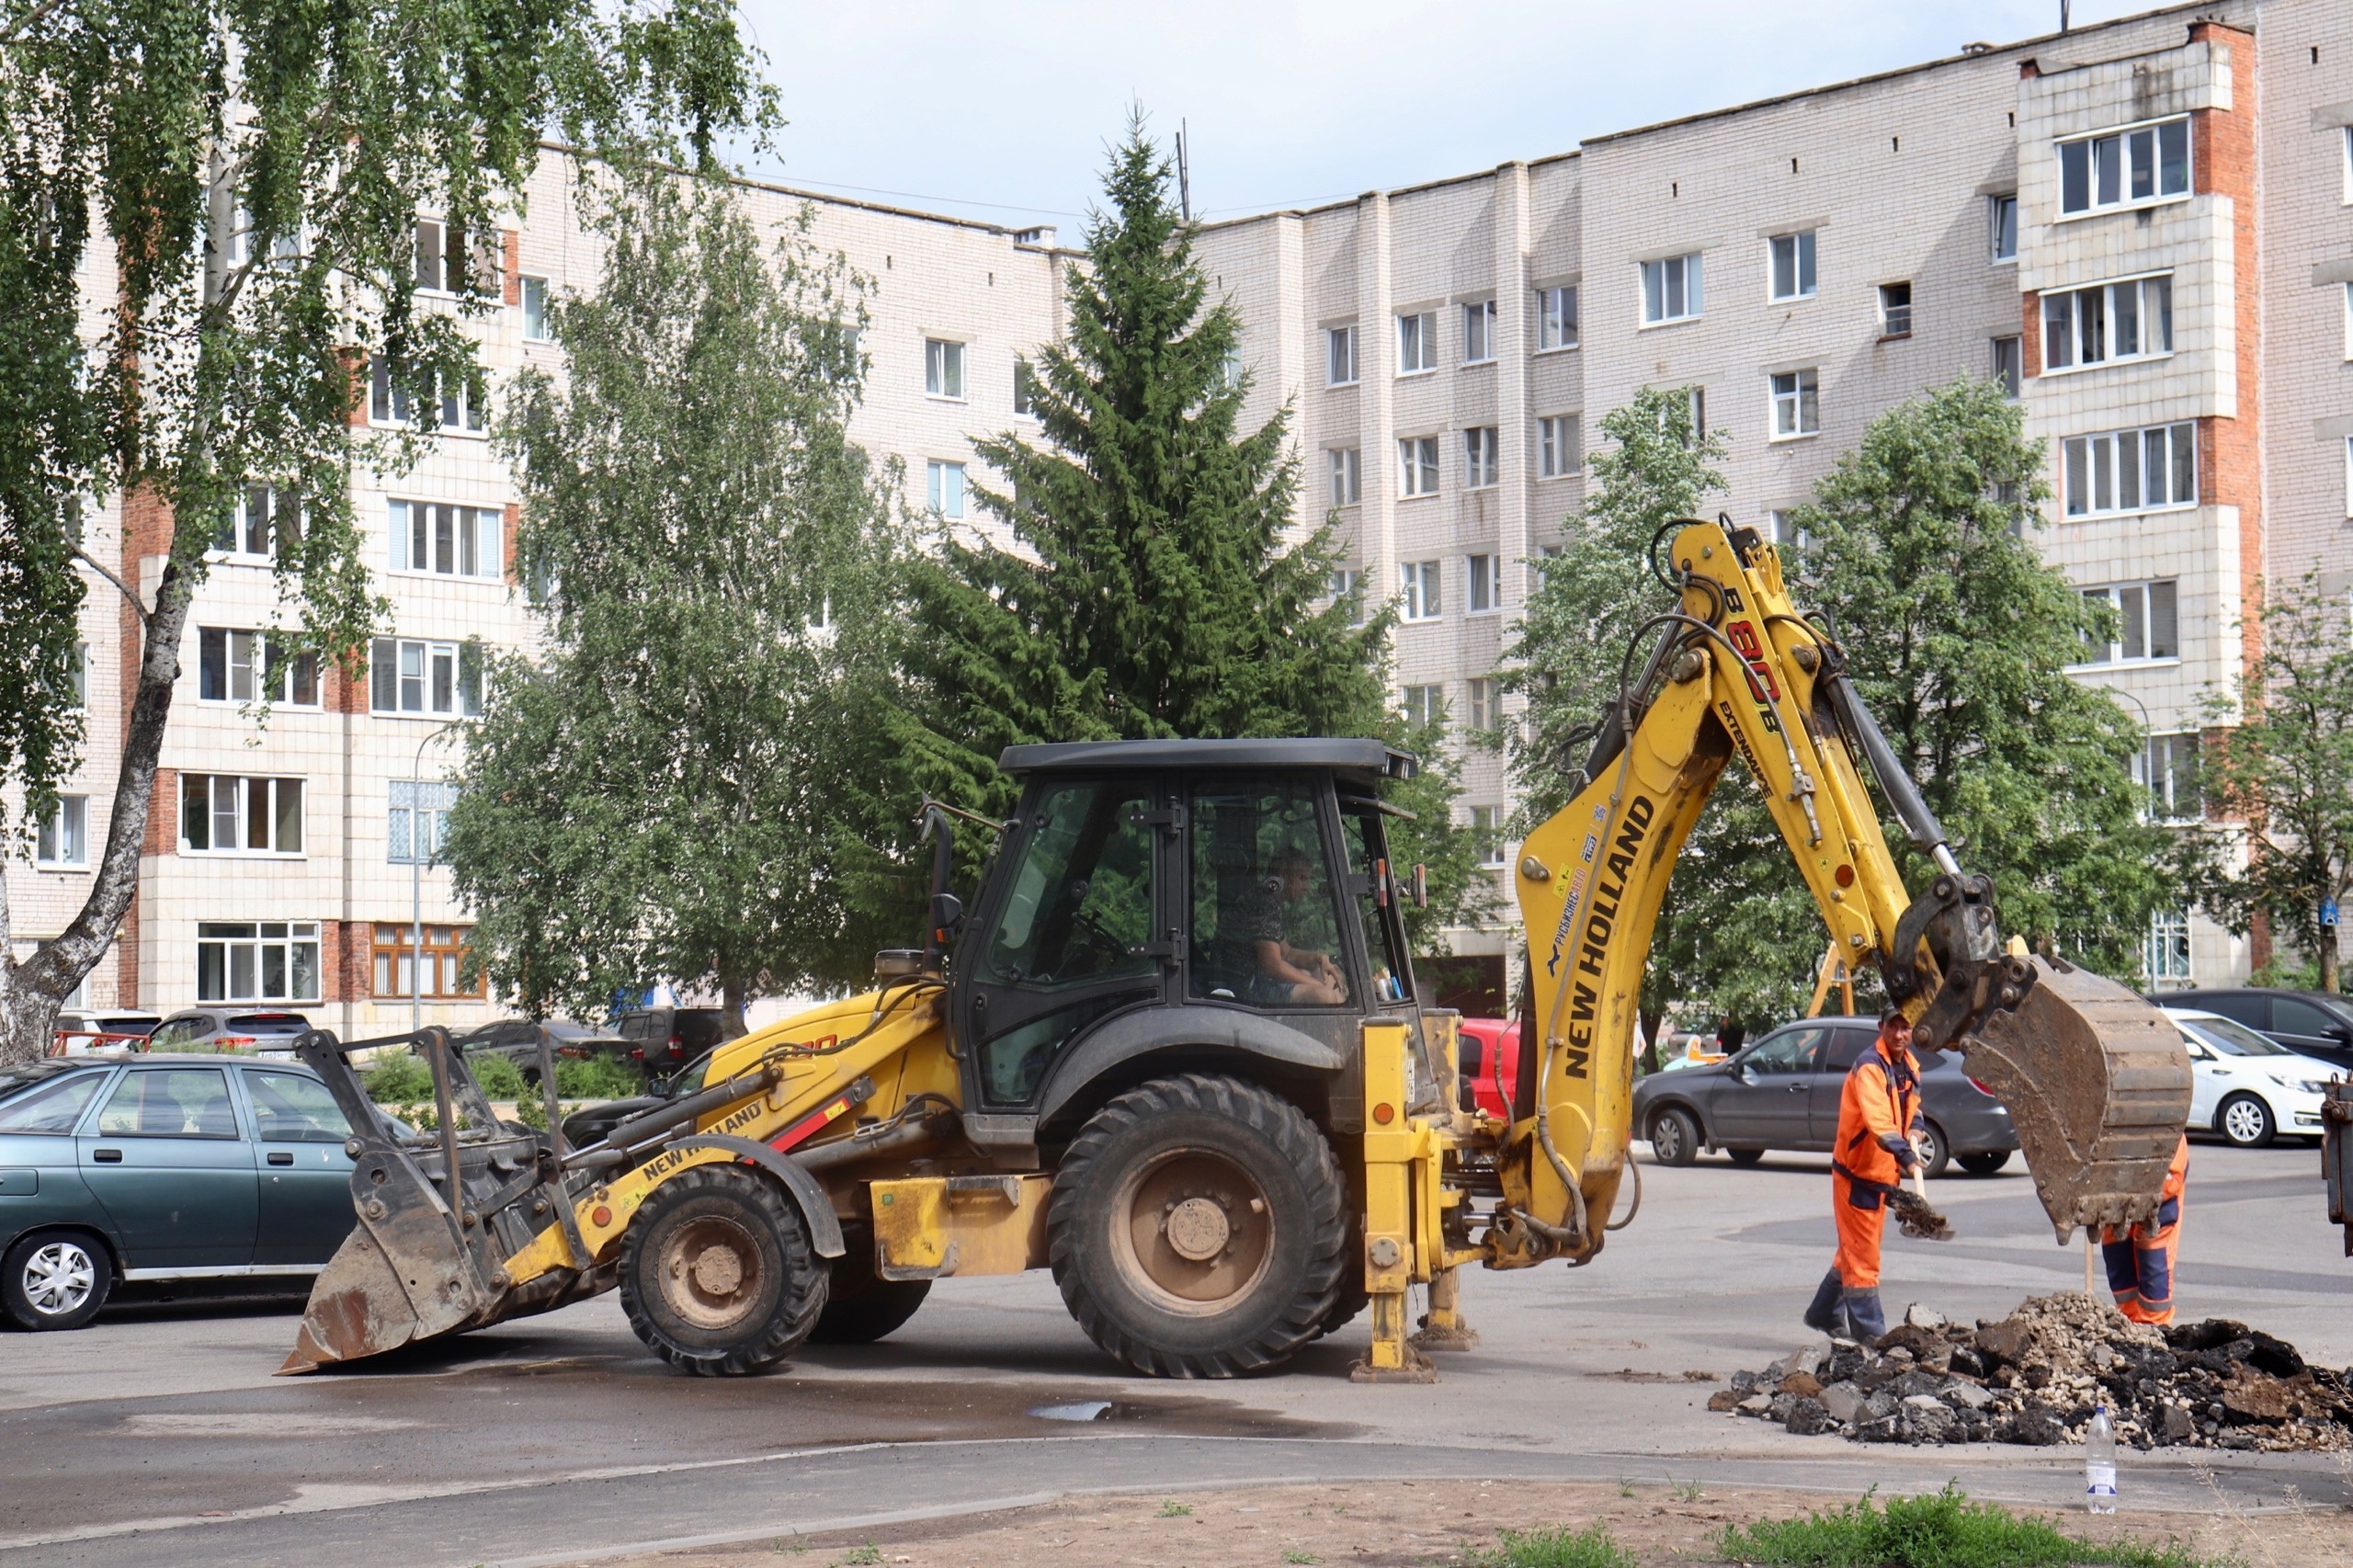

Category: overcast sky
[731, 1, 2163, 231]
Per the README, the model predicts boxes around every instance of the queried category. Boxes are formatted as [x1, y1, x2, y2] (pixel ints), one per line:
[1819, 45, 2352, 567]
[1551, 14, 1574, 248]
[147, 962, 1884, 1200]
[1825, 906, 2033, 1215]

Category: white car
[2162, 1006, 2342, 1148]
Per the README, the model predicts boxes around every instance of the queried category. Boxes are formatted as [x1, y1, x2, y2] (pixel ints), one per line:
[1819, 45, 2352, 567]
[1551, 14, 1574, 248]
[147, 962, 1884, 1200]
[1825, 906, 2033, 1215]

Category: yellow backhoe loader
[283, 518, 2190, 1381]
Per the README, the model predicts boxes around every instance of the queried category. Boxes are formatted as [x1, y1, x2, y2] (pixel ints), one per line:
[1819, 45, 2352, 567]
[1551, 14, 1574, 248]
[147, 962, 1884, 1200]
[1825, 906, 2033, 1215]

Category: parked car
[557, 1040, 725, 1151]
[1630, 1015, 2018, 1176]
[2162, 1006, 2339, 1148]
[51, 1013, 161, 1055]
[466, 1017, 623, 1085]
[1456, 1017, 1519, 1119]
[609, 1006, 732, 1085]
[0, 1052, 372, 1330]
[2157, 988, 2353, 1074]
[142, 1009, 313, 1058]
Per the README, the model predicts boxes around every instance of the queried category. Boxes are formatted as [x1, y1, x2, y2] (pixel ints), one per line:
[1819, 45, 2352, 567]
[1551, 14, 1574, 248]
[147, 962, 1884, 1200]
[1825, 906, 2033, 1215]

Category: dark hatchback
[2158, 988, 2353, 1074]
[1631, 1016, 2018, 1177]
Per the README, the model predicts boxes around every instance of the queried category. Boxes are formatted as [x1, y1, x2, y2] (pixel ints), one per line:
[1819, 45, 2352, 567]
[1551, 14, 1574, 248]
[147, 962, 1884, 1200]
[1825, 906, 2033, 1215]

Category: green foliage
[1464, 1521, 1638, 1568]
[1156, 1500, 1193, 1518]
[1280, 1551, 1321, 1565]
[1383, 717, 1502, 955]
[2177, 571, 2353, 992]
[469, 1051, 529, 1102]
[555, 1054, 645, 1100]
[1715, 1484, 2216, 1568]
[363, 1052, 435, 1104]
[444, 165, 903, 1020]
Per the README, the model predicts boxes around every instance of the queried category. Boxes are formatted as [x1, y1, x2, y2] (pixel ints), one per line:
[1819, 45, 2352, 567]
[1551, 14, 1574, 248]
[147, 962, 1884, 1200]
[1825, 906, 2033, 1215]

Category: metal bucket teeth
[1961, 956, 2191, 1244]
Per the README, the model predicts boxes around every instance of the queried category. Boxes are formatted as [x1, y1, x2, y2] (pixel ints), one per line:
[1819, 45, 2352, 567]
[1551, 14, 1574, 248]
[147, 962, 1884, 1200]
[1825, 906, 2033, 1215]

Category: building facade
[14, 0, 2347, 1033]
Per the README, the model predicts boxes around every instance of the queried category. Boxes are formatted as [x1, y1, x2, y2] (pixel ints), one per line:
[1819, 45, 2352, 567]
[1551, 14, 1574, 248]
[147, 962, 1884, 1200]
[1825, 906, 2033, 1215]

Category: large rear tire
[620, 1165, 826, 1376]
[1049, 1074, 1347, 1378]
[810, 1252, 931, 1345]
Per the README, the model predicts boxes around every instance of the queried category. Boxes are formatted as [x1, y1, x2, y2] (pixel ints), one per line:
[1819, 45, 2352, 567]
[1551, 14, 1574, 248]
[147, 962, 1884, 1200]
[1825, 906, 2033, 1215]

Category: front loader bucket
[279, 1143, 495, 1374]
[1961, 956, 2190, 1244]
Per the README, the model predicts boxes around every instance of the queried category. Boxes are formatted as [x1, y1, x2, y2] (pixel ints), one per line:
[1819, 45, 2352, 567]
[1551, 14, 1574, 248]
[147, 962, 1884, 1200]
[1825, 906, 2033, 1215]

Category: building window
[1216, 344, 1244, 392]
[1538, 415, 1579, 478]
[1466, 553, 1500, 613]
[924, 338, 965, 400]
[2040, 274, 2174, 371]
[1396, 311, 1438, 374]
[372, 923, 483, 999]
[180, 775, 304, 855]
[198, 921, 321, 1004]
[926, 460, 967, 518]
[1468, 806, 1506, 869]
[198, 629, 319, 707]
[36, 795, 86, 867]
[1879, 282, 1913, 338]
[1769, 369, 1820, 439]
[519, 276, 551, 340]
[1682, 386, 1707, 445]
[389, 778, 458, 864]
[1640, 253, 1702, 324]
[369, 637, 483, 717]
[1401, 682, 1445, 727]
[369, 354, 484, 432]
[2136, 733, 2202, 822]
[2144, 910, 2191, 986]
[1327, 567, 1363, 623]
[413, 219, 496, 296]
[2079, 580, 2179, 664]
[1766, 508, 1810, 560]
[1536, 285, 1578, 350]
[1398, 437, 1439, 498]
[389, 499, 502, 580]
[1465, 676, 1497, 732]
[1013, 356, 1038, 415]
[1768, 230, 1816, 301]
[2062, 422, 2196, 517]
[1463, 426, 1499, 489]
[1990, 194, 2018, 262]
[1462, 300, 1496, 364]
[63, 642, 86, 709]
[1399, 561, 1441, 621]
[1991, 335, 2023, 399]
[2058, 118, 2191, 217]
[1328, 448, 1361, 506]
[1326, 324, 1358, 386]
[212, 484, 301, 562]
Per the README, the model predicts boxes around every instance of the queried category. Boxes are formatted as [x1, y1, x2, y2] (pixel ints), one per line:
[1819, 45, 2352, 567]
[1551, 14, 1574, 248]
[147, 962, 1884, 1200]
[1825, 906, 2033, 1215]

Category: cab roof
[999, 738, 1415, 787]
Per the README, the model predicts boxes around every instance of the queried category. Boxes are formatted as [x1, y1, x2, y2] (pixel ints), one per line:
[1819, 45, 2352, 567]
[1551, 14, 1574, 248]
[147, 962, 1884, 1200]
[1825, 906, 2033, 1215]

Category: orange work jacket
[1836, 1039, 1924, 1188]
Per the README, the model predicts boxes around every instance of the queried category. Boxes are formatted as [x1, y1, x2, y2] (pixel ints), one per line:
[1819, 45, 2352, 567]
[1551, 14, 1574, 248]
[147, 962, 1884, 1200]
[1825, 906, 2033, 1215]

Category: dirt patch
[1715, 1294, 2353, 1451]
[1585, 1368, 1720, 1384]
[565, 1478, 2348, 1567]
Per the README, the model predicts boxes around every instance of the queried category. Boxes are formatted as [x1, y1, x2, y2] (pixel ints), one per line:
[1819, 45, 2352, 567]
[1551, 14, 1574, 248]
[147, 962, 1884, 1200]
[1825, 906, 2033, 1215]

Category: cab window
[1189, 779, 1350, 1006]
[1338, 811, 1410, 1005]
[979, 780, 1156, 990]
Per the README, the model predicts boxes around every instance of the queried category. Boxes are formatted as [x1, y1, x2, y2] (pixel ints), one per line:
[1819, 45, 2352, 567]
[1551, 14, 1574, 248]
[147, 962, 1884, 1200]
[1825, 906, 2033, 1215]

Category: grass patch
[1717, 1484, 2222, 1568]
[1464, 1521, 1638, 1568]
[1155, 1499, 1192, 1517]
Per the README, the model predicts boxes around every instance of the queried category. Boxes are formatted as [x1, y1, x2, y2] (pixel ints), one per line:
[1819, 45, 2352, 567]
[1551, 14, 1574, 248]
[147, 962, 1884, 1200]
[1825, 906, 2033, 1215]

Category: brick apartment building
[11, 0, 2347, 1033]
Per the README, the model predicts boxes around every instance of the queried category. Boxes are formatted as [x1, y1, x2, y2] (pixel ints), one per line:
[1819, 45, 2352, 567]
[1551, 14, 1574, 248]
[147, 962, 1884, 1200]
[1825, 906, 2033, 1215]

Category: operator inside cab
[1804, 1005, 1923, 1342]
[1245, 846, 1348, 1006]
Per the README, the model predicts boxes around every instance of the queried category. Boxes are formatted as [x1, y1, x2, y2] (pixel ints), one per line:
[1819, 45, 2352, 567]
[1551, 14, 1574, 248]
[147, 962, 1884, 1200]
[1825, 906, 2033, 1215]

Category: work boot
[1841, 1288, 1887, 1342]
[1802, 1269, 1845, 1335]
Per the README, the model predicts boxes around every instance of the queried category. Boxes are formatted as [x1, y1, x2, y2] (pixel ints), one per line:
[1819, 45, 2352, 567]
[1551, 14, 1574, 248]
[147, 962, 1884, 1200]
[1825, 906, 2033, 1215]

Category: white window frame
[1991, 335, 2024, 400]
[1535, 285, 1578, 351]
[1639, 253, 1702, 326]
[2062, 421, 2197, 517]
[388, 499, 503, 581]
[923, 337, 966, 401]
[370, 636, 481, 718]
[36, 794, 87, 867]
[1768, 369, 1819, 440]
[1464, 677, 1496, 732]
[197, 920, 321, 1004]
[2040, 272, 2175, 374]
[1990, 194, 2019, 263]
[1327, 567, 1363, 623]
[926, 460, 967, 519]
[211, 483, 297, 563]
[519, 275, 551, 340]
[1401, 682, 1445, 727]
[1397, 437, 1439, 498]
[2345, 436, 2353, 518]
[1396, 312, 1438, 375]
[1879, 282, 1913, 338]
[198, 628, 320, 708]
[1399, 561, 1441, 622]
[2135, 733, 2202, 824]
[368, 353, 485, 433]
[1461, 300, 1496, 365]
[1463, 426, 1499, 489]
[389, 778, 458, 865]
[179, 774, 305, 856]
[2344, 126, 2353, 205]
[1327, 447, 1361, 506]
[1538, 415, 1578, 479]
[1465, 553, 1501, 614]
[2056, 116, 2192, 219]
[1468, 805, 1506, 869]
[2076, 580, 2180, 665]
[1325, 324, 1358, 386]
[64, 642, 86, 709]
[1768, 231, 1816, 301]
[2144, 909, 2191, 985]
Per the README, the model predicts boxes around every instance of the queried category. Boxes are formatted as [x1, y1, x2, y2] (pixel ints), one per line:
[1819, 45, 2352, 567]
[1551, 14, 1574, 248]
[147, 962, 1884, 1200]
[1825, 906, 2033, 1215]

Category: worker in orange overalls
[1802, 1006, 1924, 1342]
[2101, 1132, 2188, 1324]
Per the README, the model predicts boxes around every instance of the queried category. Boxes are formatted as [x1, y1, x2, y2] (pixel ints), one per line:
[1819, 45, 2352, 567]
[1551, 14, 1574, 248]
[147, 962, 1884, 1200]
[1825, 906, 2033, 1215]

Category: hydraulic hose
[1818, 672, 1962, 877]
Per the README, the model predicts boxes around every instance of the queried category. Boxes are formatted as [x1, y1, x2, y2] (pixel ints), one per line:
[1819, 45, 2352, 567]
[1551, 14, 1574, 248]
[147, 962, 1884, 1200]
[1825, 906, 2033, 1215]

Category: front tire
[1649, 1108, 1699, 1167]
[2, 1232, 111, 1331]
[810, 1251, 930, 1345]
[1049, 1074, 1347, 1379]
[620, 1165, 826, 1375]
[1915, 1120, 1951, 1179]
[2216, 1093, 2276, 1149]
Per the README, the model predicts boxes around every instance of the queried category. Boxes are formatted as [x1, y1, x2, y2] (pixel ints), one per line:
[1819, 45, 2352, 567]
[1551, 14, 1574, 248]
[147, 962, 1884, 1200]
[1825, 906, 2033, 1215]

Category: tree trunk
[720, 976, 748, 1040]
[2322, 916, 2341, 995]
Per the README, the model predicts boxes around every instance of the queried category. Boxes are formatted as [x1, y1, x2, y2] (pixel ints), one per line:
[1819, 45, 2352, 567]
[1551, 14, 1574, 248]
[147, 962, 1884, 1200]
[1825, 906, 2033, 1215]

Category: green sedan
[0, 1052, 362, 1330]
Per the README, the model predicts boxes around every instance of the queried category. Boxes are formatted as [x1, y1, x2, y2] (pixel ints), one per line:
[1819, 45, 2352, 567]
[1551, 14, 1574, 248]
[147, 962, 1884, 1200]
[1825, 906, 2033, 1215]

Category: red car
[1457, 1017, 1520, 1119]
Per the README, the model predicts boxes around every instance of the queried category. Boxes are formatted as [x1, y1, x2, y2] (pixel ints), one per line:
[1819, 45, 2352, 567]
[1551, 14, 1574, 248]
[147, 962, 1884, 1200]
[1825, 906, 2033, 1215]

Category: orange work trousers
[1832, 1169, 1890, 1289]
[2101, 1192, 2183, 1325]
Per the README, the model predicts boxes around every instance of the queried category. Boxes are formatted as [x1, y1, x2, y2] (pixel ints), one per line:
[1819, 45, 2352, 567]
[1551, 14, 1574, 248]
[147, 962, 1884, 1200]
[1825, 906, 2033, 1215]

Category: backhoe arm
[1494, 520, 2188, 1265]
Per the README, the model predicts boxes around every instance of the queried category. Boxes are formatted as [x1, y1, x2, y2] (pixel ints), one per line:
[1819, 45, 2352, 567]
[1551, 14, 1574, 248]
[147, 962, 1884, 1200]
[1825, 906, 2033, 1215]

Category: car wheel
[1649, 1108, 1700, 1167]
[3, 1231, 112, 1331]
[2216, 1093, 2276, 1149]
[1725, 1147, 1765, 1166]
[1956, 1150, 2011, 1176]
[1915, 1121, 1950, 1179]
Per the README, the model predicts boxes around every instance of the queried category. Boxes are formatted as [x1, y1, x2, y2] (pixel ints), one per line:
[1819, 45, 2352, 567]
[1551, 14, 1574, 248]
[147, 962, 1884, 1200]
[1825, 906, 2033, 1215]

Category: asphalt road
[3, 1140, 2345, 1567]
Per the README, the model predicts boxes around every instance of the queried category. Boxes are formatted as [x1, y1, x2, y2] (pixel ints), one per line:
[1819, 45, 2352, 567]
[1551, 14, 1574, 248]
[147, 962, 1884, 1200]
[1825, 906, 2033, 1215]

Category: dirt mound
[1710, 1294, 2353, 1451]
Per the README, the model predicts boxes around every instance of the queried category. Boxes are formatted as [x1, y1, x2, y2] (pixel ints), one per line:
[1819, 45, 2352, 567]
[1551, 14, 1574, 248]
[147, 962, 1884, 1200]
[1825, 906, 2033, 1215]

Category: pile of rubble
[1709, 1293, 2353, 1450]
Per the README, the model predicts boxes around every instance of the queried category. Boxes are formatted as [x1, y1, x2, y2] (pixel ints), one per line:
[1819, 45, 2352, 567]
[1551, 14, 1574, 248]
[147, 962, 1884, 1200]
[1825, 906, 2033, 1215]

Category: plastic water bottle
[2085, 1404, 2117, 1513]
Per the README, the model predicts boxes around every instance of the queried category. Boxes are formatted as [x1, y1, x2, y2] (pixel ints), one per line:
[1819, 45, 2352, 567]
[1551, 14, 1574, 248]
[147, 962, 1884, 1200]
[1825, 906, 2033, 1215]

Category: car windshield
[2177, 1015, 2290, 1057]
[0, 1068, 109, 1133]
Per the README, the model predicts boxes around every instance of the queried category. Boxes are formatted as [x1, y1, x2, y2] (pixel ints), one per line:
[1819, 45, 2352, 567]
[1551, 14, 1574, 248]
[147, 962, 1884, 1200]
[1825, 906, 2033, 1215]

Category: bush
[468, 1051, 529, 1102]
[1716, 1485, 2212, 1568]
[554, 1053, 642, 1100]
[1466, 1522, 1636, 1568]
[363, 1052, 435, 1103]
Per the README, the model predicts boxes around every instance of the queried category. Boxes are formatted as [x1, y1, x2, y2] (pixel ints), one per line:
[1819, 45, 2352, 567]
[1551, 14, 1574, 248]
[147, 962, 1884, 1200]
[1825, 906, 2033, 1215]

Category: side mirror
[929, 892, 965, 946]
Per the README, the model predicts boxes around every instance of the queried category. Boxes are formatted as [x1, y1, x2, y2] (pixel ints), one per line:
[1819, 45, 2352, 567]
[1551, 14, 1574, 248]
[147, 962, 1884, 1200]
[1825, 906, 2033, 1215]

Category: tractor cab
[944, 739, 1428, 1153]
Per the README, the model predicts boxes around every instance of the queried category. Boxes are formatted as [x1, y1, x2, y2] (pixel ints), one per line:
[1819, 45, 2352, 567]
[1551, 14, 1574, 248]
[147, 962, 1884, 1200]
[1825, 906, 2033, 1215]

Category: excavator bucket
[280, 1140, 497, 1373]
[1961, 956, 2191, 1244]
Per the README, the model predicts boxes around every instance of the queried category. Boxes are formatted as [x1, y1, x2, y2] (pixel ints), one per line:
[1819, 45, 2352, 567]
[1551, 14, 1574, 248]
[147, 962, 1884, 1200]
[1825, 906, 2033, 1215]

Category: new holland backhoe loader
[282, 518, 2191, 1382]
